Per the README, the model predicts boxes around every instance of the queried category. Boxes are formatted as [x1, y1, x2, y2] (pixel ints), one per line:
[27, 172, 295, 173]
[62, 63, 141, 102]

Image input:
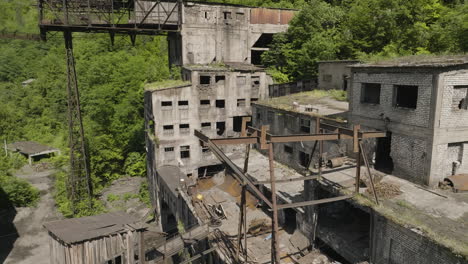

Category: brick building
[348, 56, 468, 186]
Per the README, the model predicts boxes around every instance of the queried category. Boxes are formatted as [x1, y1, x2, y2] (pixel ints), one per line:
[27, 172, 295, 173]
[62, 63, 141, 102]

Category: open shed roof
[7, 141, 59, 156]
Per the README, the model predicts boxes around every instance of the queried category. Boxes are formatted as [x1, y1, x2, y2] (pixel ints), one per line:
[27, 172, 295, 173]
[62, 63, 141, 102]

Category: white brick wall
[438, 70, 468, 128]
[352, 72, 433, 128]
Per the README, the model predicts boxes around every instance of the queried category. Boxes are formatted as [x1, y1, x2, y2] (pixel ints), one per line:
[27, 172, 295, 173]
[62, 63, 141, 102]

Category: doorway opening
[233, 116, 252, 132]
[375, 132, 394, 173]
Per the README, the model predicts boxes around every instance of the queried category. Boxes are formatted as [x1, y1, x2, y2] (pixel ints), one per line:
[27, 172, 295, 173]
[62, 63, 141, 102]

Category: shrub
[0, 175, 39, 208]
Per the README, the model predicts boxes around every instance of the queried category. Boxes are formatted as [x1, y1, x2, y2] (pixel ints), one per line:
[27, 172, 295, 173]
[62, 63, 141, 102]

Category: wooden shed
[43, 212, 147, 264]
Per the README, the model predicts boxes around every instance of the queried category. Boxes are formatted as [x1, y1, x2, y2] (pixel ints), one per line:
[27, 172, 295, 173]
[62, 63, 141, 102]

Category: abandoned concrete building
[318, 60, 360, 91]
[348, 58, 468, 186]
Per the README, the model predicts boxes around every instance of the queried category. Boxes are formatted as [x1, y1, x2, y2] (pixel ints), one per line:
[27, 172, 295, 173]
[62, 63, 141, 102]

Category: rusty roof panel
[280, 10, 295, 25]
[445, 174, 468, 192]
[250, 8, 280, 24]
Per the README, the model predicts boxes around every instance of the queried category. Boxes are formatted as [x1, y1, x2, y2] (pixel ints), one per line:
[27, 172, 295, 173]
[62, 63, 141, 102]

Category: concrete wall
[148, 69, 268, 178]
[371, 212, 466, 264]
[171, 3, 289, 65]
[318, 61, 358, 90]
[268, 79, 317, 98]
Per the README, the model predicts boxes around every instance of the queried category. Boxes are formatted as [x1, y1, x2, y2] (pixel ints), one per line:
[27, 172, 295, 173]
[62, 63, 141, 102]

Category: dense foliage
[263, 0, 468, 81]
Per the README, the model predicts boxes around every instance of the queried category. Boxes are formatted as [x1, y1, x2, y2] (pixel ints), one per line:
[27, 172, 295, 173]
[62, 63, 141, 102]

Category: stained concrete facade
[318, 60, 359, 91]
[167, 2, 294, 66]
[348, 59, 468, 186]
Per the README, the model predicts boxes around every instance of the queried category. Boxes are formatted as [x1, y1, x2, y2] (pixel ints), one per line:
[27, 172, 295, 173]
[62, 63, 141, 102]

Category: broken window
[361, 83, 381, 104]
[179, 124, 190, 134]
[200, 99, 210, 107]
[163, 125, 174, 135]
[164, 147, 175, 160]
[200, 75, 211, 85]
[453, 85, 468, 110]
[180, 145, 190, 159]
[216, 122, 226, 136]
[216, 100, 225, 108]
[299, 151, 310, 167]
[251, 98, 259, 103]
[215, 75, 226, 85]
[394, 85, 418, 109]
[161, 101, 172, 107]
[178, 100, 189, 108]
[164, 147, 174, 152]
[237, 99, 246, 107]
[284, 145, 293, 154]
[300, 118, 311, 133]
[223, 11, 232, 20]
[201, 122, 211, 130]
[322, 74, 332, 82]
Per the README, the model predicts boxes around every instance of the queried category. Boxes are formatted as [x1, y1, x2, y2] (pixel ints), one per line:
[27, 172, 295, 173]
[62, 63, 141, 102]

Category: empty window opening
[322, 74, 332, 82]
[164, 147, 174, 152]
[233, 116, 251, 132]
[200, 99, 210, 107]
[200, 75, 211, 85]
[161, 101, 172, 107]
[251, 77, 260, 87]
[201, 146, 210, 153]
[237, 99, 246, 107]
[198, 164, 225, 178]
[361, 83, 381, 104]
[251, 98, 259, 103]
[163, 125, 174, 135]
[201, 122, 211, 130]
[453, 85, 468, 110]
[180, 145, 190, 159]
[179, 124, 190, 134]
[223, 11, 232, 19]
[251, 50, 264, 65]
[216, 100, 225, 108]
[299, 151, 310, 167]
[283, 208, 297, 234]
[204, 12, 209, 19]
[236, 12, 245, 20]
[253, 33, 274, 48]
[284, 145, 293, 154]
[394, 85, 418, 109]
[216, 122, 226, 136]
[216, 75, 226, 84]
[300, 118, 310, 133]
[178, 100, 189, 106]
[107, 255, 122, 264]
[375, 132, 394, 174]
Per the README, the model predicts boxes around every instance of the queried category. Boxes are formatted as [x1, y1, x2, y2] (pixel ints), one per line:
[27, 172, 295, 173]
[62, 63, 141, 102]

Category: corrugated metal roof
[43, 212, 145, 244]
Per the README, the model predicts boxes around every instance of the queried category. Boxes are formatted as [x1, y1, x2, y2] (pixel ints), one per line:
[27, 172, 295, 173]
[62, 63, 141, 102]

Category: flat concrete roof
[157, 165, 189, 196]
[183, 62, 265, 72]
[352, 55, 468, 68]
[145, 80, 191, 91]
[255, 90, 349, 120]
[7, 141, 59, 156]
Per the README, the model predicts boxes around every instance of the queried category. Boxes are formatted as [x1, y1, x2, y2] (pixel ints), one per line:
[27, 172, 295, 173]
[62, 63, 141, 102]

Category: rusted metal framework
[195, 117, 386, 263]
[38, 0, 183, 40]
[37, 0, 183, 215]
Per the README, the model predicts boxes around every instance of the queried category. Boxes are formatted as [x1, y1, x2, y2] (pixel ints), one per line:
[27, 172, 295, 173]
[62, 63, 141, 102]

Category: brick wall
[352, 72, 433, 128]
[372, 213, 466, 264]
[390, 134, 428, 184]
[439, 70, 468, 128]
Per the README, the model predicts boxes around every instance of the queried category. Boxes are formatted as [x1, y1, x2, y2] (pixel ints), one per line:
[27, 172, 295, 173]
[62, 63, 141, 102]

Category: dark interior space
[251, 50, 264, 65]
[161, 201, 178, 234]
[283, 208, 297, 234]
[233, 116, 252, 132]
[394, 85, 418, 109]
[315, 238, 351, 264]
[198, 164, 225, 178]
[0, 188, 18, 263]
[216, 122, 226, 136]
[299, 151, 310, 167]
[316, 187, 370, 263]
[375, 132, 394, 173]
[216, 99, 225, 108]
[361, 83, 381, 104]
[200, 75, 211, 85]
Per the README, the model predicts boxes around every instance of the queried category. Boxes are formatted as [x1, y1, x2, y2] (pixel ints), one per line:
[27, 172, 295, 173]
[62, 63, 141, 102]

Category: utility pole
[64, 30, 93, 214]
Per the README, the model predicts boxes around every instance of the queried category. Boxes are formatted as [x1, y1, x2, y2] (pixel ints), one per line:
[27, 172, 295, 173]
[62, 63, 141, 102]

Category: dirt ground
[1, 165, 62, 264]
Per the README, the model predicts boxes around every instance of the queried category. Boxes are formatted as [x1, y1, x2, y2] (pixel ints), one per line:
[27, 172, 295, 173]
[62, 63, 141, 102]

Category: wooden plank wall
[49, 230, 140, 264]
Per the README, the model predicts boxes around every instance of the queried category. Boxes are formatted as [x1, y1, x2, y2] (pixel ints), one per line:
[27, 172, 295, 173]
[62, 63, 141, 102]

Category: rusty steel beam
[253, 175, 319, 184]
[269, 133, 342, 143]
[277, 195, 353, 210]
[359, 141, 379, 205]
[211, 137, 257, 145]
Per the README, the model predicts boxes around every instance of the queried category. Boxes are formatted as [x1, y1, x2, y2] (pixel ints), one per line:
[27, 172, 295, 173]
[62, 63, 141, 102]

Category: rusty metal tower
[38, 0, 183, 214]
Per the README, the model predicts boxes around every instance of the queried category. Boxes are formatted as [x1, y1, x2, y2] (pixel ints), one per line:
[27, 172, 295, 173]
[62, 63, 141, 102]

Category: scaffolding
[195, 117, 385, 263]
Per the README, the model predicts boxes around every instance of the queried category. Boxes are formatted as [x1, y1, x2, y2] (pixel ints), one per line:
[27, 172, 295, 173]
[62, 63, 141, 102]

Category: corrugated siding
[280, 10, 295, 24]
